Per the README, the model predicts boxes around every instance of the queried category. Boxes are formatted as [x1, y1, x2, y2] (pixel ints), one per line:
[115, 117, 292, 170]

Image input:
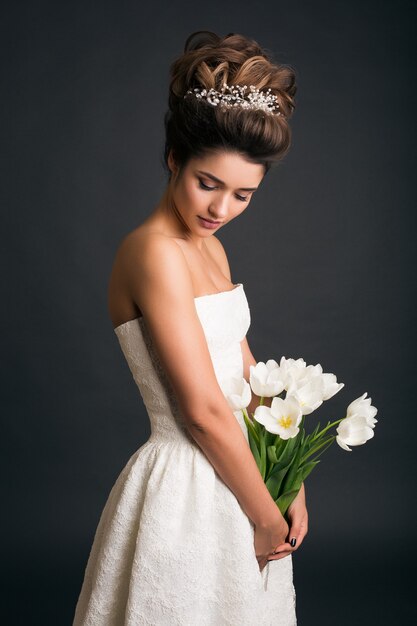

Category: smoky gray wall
[3, 1, 416, 624]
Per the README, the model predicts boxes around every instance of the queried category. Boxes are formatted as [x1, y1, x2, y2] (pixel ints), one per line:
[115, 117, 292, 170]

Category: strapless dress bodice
[113, 283, 251, 443]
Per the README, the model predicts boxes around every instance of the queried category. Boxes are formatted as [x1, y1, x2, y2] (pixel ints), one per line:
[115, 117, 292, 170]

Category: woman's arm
[207, 236, 307, 554]
[121, 233, 286, 532]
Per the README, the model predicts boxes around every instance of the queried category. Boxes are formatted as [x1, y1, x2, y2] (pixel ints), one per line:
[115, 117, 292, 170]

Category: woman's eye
[198, 180, 216, 191]
[198, 179, 249, 202]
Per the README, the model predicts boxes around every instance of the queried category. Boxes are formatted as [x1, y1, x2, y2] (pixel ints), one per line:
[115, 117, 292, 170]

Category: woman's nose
[208, 195, 229, 219]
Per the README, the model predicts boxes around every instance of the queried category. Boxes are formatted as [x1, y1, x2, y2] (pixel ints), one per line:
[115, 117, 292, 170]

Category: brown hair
[163, 31, 297, 177]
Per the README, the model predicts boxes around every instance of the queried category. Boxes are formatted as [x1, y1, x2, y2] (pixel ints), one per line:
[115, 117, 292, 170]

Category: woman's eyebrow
[197, 170, 258, 191]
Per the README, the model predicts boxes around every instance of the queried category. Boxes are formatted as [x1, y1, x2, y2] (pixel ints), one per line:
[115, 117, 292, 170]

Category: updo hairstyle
[163, 30, 297, 178]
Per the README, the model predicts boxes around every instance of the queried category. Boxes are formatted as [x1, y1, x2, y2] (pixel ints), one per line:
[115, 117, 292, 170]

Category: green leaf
[274, 435, 286, 450]
[300, 436, 335, 465]
[309, 421, 321, 440]
[275, 489, 300, 517]
[249, 436, 261, 467]
[243, 412, 260, 448]
[311, 437, 335, 461]
[265, 439, 295, 479]
[280, 444, 304, 495]
[280, 436, 297, 462]
[265, 453, 290, 482]
[254, 419, 263, 438]
[265, 430, 276, 448]
[267, 445, 280, 464]
[266, 466, 290, 501]
[297, 460, 319, 483]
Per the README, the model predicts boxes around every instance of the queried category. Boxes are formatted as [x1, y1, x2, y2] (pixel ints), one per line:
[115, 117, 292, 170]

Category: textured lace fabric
[72, 284, 297, 625]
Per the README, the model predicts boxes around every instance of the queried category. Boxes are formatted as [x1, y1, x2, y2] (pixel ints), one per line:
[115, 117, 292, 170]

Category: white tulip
[297, 363, 322, 381]
[223, 375, 252, 411]
[278, 357, 307, 388]
[254, 395, 302, 440]
[346, 392, 378, 428]
[286, 364, 321, 393]
[283, 358, 344, 404]
[249, 360, 285, 398]
[286, 375, 325, 415]
[336, 414, 375, 452]
[321, 372, 345, 401]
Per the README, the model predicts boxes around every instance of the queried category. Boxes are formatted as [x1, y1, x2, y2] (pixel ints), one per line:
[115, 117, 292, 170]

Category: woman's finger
[292, 521, 308, 550]
[271, 541, 292, 554]
[268, 549, 292, 561]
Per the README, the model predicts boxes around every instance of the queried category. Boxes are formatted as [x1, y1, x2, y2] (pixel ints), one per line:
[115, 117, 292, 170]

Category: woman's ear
[167, 150, 179, 178]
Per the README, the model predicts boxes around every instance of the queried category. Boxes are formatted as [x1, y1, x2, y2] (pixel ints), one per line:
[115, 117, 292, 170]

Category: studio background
[3, 1, 416, 624]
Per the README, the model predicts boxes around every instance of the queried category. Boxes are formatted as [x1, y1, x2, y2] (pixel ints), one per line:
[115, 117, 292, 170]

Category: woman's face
[168, 150, 265, 236]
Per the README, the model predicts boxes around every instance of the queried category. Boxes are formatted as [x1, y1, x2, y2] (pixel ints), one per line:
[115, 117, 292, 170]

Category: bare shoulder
[120, 229, 195, 301]
[117, 228, 185, 269]
[205, 235, 232, 281]
[108, 228, 192, 327]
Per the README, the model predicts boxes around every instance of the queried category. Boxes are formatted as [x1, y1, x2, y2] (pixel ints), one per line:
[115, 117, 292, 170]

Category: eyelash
[198, 179, 249, 202]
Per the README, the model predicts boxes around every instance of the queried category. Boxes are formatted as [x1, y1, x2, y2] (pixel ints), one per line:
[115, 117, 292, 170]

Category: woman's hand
[254, 511, 291, 573]
[266, 483, 309, 563]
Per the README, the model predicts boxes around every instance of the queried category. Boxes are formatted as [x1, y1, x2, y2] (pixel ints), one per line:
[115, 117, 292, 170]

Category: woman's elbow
[182, 394, 229, 434]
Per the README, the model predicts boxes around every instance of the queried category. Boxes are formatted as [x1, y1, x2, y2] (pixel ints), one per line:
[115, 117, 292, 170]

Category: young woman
[73, 30, 307, 625]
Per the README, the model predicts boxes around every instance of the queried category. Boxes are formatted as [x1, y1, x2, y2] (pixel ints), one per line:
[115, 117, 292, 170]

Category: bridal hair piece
[164, 31, 297, 175]
[185, 83, 281, 115]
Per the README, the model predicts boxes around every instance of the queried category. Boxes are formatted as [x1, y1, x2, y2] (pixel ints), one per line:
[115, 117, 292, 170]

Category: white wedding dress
[73, 283, 297, 625]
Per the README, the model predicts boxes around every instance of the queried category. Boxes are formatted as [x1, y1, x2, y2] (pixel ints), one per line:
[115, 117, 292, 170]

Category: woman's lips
[198, 216, 222, 229]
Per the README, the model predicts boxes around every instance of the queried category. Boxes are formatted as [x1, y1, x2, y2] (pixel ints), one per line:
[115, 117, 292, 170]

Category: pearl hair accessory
[185, 82, 281, 115]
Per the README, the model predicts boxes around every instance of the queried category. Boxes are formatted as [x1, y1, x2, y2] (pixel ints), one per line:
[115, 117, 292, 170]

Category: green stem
[313, 418, 344, 440]
[300, 435, 335, 464]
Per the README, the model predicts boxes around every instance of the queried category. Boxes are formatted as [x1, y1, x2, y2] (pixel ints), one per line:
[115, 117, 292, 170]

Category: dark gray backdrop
[3, 1, 416, 624]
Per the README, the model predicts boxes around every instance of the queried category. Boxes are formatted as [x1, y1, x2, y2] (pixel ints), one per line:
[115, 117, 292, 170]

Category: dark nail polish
[290, 538, 297, 547]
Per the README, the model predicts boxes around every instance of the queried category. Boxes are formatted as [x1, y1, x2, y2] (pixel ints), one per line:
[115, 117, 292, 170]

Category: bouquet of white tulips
[224, 357, 378, 519]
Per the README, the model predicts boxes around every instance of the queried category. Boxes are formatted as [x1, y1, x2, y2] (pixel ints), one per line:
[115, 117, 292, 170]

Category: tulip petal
[336, 436, 352, 451]
[253, 405, 272, 426]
